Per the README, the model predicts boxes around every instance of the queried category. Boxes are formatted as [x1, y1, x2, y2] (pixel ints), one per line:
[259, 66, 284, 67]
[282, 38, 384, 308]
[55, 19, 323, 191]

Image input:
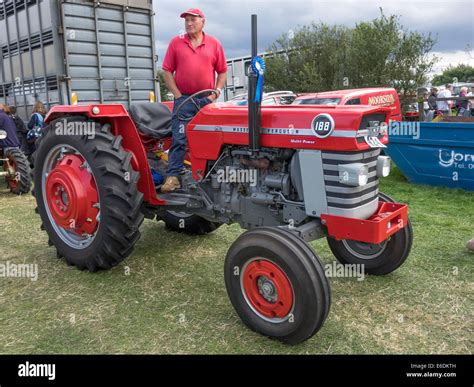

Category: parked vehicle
[293, 88, 402, 121]
[230, 91, 297, 106]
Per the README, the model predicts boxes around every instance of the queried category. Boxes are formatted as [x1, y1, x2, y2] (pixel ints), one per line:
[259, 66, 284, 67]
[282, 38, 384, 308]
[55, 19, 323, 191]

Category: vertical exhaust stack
[248, 14, 261, 152]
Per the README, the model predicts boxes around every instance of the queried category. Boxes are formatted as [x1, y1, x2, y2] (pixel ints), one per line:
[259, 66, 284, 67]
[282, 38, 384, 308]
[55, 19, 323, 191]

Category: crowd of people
[0, 101, 47, 163]
[423, 84, 474, 121]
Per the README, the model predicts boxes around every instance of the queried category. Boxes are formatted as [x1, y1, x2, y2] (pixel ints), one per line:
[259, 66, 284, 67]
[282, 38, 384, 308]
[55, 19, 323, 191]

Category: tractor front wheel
[224, 227, 331, 345]
[33, 117, 144, 271]
[327, 193, 413, 275]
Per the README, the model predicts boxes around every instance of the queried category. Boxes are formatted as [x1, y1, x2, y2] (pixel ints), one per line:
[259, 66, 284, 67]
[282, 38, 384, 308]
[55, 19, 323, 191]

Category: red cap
[180, 8, 205, 19]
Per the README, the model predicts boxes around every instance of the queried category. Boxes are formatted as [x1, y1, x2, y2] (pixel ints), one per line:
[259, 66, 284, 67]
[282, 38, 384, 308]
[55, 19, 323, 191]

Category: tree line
[264, 9, 439, 96]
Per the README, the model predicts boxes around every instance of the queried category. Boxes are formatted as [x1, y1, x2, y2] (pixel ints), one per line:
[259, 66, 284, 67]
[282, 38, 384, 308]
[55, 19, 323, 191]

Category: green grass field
[0, 167, 472, 354]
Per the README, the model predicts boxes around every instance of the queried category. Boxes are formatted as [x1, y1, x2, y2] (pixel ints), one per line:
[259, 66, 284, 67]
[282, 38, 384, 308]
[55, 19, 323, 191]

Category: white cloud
[154, 0, 474, 65]
[430, 50, 474, 76]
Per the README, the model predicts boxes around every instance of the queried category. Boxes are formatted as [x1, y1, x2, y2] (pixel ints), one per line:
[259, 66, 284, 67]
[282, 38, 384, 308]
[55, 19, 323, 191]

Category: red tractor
[32, 16, 412, 345]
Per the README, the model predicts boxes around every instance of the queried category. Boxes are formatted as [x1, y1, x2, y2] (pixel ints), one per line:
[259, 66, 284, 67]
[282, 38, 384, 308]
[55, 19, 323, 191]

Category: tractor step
[157, 192, 191, 206]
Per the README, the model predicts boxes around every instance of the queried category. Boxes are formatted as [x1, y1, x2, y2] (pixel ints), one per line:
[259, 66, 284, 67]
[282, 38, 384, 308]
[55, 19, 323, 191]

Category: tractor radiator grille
[321, 149, 380, 218]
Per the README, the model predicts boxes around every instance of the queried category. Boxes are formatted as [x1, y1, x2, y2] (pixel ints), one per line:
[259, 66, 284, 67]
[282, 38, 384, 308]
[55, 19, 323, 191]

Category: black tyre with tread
[161, 211, 221, 235]
[327, 192, 413, 275]
[4, 148, 32, 194]
[225, 226, 331, 345]
[33, 116, 144, 271]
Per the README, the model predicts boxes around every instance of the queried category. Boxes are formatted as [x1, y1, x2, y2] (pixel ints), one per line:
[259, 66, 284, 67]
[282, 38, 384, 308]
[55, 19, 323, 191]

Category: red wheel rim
[242, 259, 294, 319]
[5, 156, 18, 190]
[45, 154, 99, 236]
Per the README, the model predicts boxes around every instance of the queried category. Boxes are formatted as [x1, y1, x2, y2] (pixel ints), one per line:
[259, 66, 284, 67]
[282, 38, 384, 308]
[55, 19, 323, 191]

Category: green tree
[431, 64, 474, 86]
[265, 23, 350, 92]
[265, 9, 437, 96]
[346, 12, 437, 95]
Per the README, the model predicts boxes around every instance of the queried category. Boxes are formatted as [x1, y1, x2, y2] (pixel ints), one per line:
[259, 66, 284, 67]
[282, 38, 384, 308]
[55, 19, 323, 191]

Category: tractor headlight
[376, 156, 391, 177]
[0, 130, 7, 140]
[338, 163, 369, 187]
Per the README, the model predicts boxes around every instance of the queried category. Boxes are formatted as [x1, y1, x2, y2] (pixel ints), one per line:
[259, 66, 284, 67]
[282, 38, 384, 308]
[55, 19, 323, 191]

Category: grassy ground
[0, 166, 472, 354]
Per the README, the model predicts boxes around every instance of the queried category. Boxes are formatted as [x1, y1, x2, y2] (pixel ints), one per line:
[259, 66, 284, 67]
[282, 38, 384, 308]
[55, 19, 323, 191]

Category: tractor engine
[200, 147, 296, 229]
[184, 144, 384, 232]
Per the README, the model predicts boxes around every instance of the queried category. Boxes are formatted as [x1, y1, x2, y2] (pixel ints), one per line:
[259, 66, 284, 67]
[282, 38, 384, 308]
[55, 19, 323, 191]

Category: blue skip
[385, 121, 474, 191]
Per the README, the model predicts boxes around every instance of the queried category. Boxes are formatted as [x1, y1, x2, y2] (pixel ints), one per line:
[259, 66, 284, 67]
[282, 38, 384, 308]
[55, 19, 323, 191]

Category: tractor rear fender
[45, 104, 166, 206]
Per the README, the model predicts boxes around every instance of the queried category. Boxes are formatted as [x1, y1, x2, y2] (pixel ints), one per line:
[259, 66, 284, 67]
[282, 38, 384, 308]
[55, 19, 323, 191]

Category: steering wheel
[174, 89, 219, 122]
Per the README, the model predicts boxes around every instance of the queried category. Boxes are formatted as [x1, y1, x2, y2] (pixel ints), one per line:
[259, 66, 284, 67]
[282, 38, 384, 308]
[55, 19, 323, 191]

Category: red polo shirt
[162, 32, 227, 95]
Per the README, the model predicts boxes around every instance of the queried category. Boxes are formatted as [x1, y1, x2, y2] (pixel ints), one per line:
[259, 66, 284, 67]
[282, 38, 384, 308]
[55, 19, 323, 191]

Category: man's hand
[163, 71, 183, 100]
[207, 89, 221, 102]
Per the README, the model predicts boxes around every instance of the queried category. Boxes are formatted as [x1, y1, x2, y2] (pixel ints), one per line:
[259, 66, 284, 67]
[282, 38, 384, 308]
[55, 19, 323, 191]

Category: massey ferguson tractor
[32, 16, 412, 345]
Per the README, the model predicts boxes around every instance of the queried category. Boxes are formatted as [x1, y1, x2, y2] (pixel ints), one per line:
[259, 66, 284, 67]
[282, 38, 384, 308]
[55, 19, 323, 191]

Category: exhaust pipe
[248, 14, 261, 152]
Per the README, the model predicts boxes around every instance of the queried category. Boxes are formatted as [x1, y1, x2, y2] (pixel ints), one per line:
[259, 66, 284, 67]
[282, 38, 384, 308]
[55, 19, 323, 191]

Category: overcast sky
[153, 0, 473, 75]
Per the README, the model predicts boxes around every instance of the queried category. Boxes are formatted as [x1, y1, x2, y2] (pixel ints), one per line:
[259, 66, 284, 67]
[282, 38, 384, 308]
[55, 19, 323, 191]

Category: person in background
[26, 101, 47, 156]
[8, 106, 29, 152]
[0, 103, 21, 150]
[427, 87, 438, 110]
[422, 91, 433, 121]
[456, 87, 469, 117]
[28, 101, 47, 132]
[436, 84, 453, 116]
[467, 86, 474, 116]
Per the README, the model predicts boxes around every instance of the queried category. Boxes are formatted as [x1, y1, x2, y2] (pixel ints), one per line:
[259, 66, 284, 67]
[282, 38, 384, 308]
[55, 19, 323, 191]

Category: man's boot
[161, 176, 181, 193]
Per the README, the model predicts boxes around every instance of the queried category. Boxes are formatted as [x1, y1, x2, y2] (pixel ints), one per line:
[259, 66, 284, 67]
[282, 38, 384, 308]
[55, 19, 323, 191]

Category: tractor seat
[129, 102, 172, 139]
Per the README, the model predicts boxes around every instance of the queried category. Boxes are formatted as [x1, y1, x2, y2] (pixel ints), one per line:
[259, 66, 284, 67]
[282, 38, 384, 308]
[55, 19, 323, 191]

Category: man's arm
[208, 72, 227, 101]
[163, 71, 182, 99]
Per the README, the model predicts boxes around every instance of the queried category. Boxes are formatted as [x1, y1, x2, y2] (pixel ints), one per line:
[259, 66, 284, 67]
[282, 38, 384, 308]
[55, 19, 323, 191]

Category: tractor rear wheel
[33, 117, 144, 271]
[160, 211, 221, 235]
[327, 192, 413, 275]
[224, 227, 331, 345]
[4, 148, 31, 194]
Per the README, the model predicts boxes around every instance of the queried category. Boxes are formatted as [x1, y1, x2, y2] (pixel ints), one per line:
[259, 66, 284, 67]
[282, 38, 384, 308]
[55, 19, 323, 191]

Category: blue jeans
[167, 95, 212, 176]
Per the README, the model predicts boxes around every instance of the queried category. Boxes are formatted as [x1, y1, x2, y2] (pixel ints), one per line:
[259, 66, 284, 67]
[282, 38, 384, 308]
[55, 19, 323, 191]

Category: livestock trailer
[0, 0, 158, 121]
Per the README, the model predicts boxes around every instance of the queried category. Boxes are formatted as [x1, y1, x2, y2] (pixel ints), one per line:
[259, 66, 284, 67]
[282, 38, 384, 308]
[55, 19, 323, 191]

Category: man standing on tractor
[161, 8, 227, 193]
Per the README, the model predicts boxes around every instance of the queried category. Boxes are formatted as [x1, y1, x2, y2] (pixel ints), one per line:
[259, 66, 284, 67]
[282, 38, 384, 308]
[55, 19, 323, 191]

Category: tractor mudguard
[45, 104, 166, 206]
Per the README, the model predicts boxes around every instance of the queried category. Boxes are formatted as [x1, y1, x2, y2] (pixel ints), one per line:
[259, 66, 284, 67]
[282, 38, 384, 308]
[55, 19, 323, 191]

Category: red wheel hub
[5, 156, 18, 189]
[45, 154, 99, 236]
[242, 259, 294, 319]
